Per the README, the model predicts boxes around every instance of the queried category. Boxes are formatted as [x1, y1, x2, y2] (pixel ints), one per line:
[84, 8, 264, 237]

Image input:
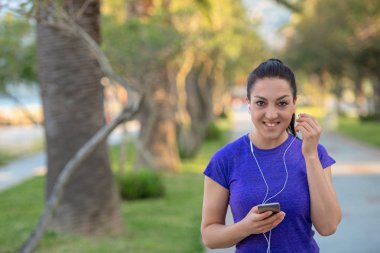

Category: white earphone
[249, 133, 296, 253]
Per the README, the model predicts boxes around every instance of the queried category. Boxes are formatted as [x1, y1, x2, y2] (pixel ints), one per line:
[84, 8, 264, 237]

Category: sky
[243, 0, 291, 49]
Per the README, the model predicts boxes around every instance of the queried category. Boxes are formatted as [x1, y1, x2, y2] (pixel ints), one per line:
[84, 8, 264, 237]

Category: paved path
[0, 121, 139, 192]
[206, 106, 380, 253]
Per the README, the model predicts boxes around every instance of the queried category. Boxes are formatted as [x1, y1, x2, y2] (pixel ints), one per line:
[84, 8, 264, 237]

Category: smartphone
[257, 202, 281, 214]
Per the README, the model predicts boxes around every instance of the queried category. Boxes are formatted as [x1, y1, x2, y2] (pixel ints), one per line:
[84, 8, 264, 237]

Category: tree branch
[274, 0, 302, 12]
[17, 97, 144, 253]
[15, 1, 145, 252]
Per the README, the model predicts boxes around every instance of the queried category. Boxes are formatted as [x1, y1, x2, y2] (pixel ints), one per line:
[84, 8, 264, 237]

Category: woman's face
[248, 77, 296, 141]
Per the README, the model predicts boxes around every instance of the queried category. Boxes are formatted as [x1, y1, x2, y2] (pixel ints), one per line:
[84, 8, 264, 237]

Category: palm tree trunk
[37, 0, 123, 235]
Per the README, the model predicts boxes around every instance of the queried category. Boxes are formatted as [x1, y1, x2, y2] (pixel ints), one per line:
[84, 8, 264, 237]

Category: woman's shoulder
[211, 134, 248, 161]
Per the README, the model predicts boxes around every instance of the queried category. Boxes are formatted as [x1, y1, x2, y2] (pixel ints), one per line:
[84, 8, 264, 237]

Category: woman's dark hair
[246, 58, 297, 136]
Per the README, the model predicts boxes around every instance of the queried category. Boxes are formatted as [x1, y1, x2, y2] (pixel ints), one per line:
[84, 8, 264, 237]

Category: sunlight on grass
[337, 117, 380, 148]
[0, 118, 231, 253]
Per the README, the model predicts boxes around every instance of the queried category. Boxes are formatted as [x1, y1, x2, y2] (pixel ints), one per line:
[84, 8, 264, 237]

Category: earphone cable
[249, 133, 296, 253]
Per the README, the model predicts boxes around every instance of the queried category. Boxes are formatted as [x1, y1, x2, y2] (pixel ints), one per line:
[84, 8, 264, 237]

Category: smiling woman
[201, 58, 342, 253]
[247, 77, 296, 149]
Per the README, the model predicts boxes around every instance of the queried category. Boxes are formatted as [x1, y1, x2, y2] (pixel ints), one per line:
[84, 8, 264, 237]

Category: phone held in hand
[257, 202, 281, 214]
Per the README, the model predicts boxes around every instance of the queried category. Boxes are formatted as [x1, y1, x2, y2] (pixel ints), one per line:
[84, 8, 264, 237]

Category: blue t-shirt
[203, 133, 336, 253]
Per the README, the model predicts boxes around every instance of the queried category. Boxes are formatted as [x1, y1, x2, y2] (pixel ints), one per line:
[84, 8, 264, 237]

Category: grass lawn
[0, 120, 230, 253]
[0, 140, 44, 167]
[337, 117, 380, 148]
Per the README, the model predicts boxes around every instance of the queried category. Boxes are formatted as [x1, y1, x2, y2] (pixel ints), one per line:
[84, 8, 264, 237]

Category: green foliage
[115, 169, 165, 200]
[359, 114, 378, 122]
[102, 14, 181, 79]
[102, 0, 266, 88]
[204, 121, 222, 140]
[284, 0, 380, 79]
[0, 14, 36, 91]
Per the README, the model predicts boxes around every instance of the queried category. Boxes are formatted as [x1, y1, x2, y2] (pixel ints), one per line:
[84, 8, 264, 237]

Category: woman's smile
[263, 121, 280, 128]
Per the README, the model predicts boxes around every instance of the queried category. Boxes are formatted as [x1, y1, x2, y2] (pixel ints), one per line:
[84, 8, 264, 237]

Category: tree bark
[37, 0, 123, 235]
[177, 59, 215, 158]
[135, 69, 180, 171]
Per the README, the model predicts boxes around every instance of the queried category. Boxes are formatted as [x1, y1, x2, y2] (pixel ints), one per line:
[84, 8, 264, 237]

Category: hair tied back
[267, 58, 283, 64]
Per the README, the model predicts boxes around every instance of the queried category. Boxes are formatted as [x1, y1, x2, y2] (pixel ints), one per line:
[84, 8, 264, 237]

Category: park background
[0, 0, 380, 252]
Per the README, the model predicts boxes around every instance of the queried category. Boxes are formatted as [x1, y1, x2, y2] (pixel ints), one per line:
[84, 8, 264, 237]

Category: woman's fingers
[255, 212, 286, 233]
[296, 113, 322, 137]
[245, 207, 286, 234]
[296, 122, 315, 135]
[297, 114, 321, 130]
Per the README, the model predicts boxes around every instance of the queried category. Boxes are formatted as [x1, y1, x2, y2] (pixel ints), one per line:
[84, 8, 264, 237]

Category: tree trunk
[178, 60, 215, 158]
[37, 0, 123, 235]
[135, 69, 180, 171]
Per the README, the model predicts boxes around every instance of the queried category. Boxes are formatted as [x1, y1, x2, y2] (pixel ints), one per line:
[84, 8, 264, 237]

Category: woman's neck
[249, 131, 289, 150]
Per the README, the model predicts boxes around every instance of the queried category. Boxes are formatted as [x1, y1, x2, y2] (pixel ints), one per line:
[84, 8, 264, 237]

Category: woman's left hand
[295, 113, 322, 157]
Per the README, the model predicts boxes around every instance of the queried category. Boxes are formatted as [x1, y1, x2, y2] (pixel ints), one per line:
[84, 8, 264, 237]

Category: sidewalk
[0, 122, 139, 193]
[206, 106, 380, 253]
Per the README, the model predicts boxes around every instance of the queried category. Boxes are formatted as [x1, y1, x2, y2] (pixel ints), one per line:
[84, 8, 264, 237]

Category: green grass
[0, 151, 16, 166]
[0, 140, 44, 167]
[337, 117, 380, 148]
[110, 118, 230, 174]
[0, 173, 205, 253]
[0, 118, 231, 253]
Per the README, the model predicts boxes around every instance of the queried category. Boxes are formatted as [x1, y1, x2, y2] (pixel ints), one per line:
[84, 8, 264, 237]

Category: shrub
[204, 121, 222, 140]
[359, 114, 378, 122]
[116, 169, 165, 200]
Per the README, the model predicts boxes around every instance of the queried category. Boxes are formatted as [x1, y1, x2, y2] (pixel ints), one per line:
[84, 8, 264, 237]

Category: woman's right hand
[239, 206, 286, 235]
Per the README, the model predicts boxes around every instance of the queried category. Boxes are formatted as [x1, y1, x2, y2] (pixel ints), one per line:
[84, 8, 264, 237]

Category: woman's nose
[265, 106, 278, 119]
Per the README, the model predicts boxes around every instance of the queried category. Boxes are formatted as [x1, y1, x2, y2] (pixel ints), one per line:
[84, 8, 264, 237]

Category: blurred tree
[102, 0, 265, 164]
[37, 0, 123, 235]
[283, 0, 380, 119]
[172, 0, 265, 157]
[103, 0, 181, 171]
[0, 14, 36, 91]
[0, 14, 39, 124]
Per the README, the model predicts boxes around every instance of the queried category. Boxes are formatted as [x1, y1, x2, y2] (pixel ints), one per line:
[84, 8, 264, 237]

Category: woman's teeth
[264, 122, 278, 127]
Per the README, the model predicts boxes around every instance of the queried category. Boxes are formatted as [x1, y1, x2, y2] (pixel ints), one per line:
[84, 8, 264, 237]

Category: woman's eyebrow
[253, 96, 267, 100]
[253, 95, 290, 101]
[277, 95, 291, 100]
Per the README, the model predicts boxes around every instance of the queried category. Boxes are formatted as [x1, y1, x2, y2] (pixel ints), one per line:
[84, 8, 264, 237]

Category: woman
[201, 59, 342, 253]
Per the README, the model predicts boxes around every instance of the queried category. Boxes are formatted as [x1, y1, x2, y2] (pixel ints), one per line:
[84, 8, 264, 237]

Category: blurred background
[0, 0, 379, 252]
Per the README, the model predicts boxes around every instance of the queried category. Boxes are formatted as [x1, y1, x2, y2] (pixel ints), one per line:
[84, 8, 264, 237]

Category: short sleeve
[317, 144, 336, 169]
[203, 153, 229, 190]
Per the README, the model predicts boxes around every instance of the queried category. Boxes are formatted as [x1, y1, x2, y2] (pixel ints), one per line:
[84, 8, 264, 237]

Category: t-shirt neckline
[245, 132, 293, 155]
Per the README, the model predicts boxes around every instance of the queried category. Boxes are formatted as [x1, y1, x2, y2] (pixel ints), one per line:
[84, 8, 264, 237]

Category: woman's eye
[279, 101, 289, 107]
[255, 101, 265, 106]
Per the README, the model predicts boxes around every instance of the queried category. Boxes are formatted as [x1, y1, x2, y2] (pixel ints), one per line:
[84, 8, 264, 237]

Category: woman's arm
[305, 160, 342, 235]
[296, 113, 342, 236]
[201, 176, 285, 249]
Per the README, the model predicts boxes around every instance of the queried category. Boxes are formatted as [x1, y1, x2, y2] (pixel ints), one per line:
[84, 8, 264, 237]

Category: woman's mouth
[263, 121, 280, 128]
